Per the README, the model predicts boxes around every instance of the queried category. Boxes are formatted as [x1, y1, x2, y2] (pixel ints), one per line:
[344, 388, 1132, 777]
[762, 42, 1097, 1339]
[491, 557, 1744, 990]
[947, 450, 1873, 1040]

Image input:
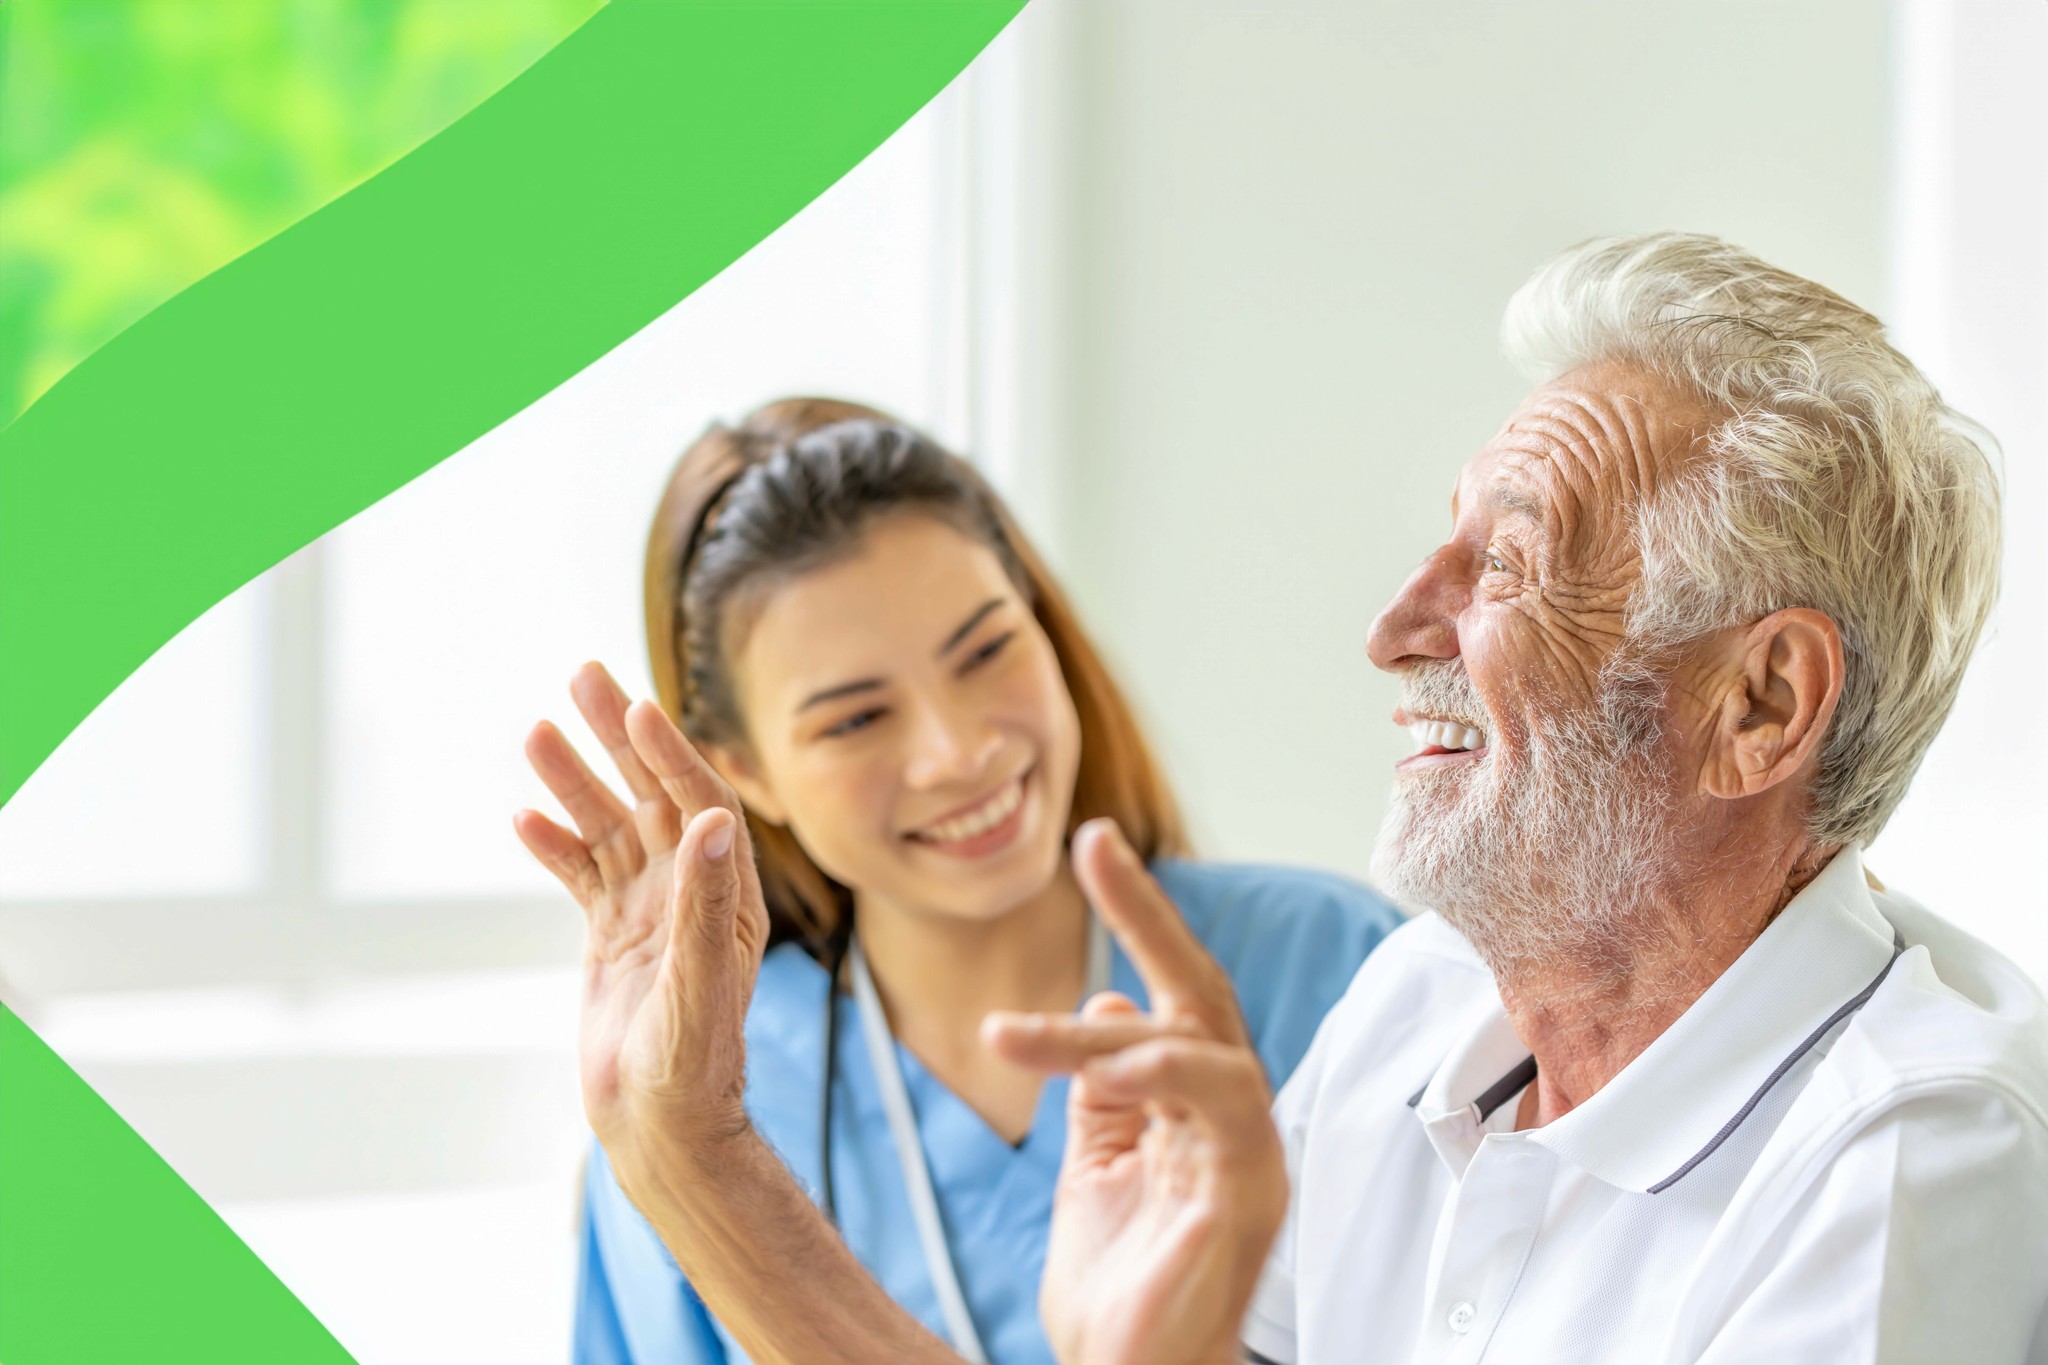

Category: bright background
[1, 3, 2042, 1362]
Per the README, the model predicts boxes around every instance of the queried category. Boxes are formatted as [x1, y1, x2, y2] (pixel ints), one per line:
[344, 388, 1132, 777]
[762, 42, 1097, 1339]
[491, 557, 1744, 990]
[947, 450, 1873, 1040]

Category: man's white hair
[1501, 232, 2001, 848]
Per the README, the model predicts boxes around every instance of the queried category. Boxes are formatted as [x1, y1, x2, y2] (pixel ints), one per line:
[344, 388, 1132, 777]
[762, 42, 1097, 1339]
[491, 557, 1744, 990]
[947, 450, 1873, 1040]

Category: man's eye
[1486, 555, 1509, 574]
[823, 709, 884, 738]
[963, 631, 1014, 671]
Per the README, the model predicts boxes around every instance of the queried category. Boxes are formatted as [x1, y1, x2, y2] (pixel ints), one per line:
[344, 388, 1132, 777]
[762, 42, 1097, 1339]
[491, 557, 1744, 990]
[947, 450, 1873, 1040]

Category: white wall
[1027, 0, 1897, 873]
[1876, 0, 2048, 979]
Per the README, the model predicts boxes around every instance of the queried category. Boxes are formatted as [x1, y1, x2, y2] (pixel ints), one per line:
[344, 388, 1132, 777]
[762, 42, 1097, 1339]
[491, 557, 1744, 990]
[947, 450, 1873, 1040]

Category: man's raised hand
[984, 821, 1289, 1365]
[514, 663, 771, 1204]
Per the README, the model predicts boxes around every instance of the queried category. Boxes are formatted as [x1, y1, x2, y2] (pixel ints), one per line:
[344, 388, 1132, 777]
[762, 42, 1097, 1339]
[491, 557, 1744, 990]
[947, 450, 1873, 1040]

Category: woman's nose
[902, 698, 1001, 788]
[1367, 545, 1466, 673]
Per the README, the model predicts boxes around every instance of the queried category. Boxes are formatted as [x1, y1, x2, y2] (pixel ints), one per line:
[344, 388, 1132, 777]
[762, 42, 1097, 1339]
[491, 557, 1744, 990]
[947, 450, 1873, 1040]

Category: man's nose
[903, 697, 1001, 788]
[1367, 546, 1465, 672]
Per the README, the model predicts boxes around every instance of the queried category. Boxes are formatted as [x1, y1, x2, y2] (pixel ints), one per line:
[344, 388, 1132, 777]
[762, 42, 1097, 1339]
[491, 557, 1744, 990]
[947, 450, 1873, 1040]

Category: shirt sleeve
[574, 1143, 729, 1365]
[1688, 1084, 2048, 1365]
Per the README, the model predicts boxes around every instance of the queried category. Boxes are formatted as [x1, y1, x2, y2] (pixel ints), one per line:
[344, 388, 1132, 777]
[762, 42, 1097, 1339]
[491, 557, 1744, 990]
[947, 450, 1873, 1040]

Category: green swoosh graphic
[0, 0, 604, 425]
[0, 1006, 362, 1361]
[0, 0, 1022, 807]
[0, 2, 1023, 1359]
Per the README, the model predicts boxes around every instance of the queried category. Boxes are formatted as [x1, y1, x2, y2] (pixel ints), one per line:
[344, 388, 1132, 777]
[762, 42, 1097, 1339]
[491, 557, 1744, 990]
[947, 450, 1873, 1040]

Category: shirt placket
[1414, 1133, 1555, 1364]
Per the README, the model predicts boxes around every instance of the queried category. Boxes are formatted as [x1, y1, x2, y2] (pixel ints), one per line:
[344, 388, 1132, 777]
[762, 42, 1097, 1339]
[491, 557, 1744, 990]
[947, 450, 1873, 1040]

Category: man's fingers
[571, 663, 671, 808]
[524, 722, 642, 887]
[1053, 993, 1152, 1168]
[1080, 1036, 1278, 1151]
[512, 809, 603, 914]
[573, 665, 684, 855]
[1082, 991, 1141, 1018]
[983, 999, 1198, 1073]
[1072, 819, 1247, 1046]
[625, 699, 739, 821]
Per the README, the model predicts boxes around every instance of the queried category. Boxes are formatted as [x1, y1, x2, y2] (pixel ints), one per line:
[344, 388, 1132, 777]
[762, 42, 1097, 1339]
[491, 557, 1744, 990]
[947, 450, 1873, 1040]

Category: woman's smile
[904, 766, 1034, 858]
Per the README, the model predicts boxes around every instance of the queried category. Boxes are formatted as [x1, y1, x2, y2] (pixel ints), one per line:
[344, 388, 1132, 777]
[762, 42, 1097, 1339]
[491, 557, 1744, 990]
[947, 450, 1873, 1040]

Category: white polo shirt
[1243, 846, 2048, 1364]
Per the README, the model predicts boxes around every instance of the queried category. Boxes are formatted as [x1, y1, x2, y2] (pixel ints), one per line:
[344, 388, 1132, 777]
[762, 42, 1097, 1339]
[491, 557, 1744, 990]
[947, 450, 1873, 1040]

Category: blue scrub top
[574, 859, 1402, 1364]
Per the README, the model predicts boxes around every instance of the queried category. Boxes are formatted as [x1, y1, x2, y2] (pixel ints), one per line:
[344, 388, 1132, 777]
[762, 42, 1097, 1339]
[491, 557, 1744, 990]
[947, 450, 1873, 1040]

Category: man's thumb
[668, 807, 741, 978]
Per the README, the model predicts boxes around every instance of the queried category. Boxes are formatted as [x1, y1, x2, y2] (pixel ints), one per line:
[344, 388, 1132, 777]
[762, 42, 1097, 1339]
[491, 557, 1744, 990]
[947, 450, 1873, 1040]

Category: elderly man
[573, 233, 2048, 1363]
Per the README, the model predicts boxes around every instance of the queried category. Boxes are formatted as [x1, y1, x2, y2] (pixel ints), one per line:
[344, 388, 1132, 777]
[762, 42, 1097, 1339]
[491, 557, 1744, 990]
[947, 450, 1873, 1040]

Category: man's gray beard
[1370, 660, 1678, 984]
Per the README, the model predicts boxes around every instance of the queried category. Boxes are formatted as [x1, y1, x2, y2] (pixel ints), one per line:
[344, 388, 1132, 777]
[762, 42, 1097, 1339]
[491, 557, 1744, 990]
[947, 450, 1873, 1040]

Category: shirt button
[1447, 1300, 1477, 1334]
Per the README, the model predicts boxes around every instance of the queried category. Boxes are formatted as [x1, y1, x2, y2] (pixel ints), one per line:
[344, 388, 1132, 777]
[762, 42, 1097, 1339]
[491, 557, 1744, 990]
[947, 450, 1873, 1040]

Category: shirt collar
[1410, 845, 1903, 1193]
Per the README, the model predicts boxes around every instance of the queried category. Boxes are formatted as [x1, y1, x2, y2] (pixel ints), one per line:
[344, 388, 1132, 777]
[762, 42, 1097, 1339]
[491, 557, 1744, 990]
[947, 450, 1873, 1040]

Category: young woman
[515, 399, 1402, 1365]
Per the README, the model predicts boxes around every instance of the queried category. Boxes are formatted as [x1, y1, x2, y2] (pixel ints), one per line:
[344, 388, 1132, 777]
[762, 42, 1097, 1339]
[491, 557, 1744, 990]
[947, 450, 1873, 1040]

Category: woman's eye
[823, 708, 885, 739]
[962, 631, 1014, 671]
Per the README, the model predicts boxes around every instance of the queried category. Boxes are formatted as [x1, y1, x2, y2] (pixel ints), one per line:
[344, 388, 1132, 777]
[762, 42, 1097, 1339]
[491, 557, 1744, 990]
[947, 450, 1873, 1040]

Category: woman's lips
[906, 769, 1033, 859]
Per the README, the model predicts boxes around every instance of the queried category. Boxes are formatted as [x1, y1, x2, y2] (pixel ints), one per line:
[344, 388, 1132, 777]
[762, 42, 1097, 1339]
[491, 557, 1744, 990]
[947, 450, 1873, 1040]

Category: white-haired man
[572, 233, 2048, 1363]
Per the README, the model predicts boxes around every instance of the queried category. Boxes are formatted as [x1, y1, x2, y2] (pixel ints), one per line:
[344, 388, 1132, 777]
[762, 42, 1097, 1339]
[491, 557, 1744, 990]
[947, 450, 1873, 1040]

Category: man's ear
[1699, 607, 1845, 802]
[704, 742, 788, 826]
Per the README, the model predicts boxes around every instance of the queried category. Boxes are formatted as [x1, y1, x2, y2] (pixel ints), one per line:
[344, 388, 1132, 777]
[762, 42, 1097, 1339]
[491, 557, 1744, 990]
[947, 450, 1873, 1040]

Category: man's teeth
[1409, 719, 1488, 753]
[919, 778, 1024, 843]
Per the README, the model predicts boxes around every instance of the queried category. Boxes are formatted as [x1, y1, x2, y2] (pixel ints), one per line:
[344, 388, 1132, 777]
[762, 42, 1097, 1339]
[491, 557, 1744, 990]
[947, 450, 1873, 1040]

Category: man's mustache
[1398, 660, 1489, 732]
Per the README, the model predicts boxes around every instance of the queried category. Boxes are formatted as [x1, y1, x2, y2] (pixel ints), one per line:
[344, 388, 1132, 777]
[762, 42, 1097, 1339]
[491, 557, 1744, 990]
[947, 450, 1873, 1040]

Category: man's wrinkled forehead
[1451, 363, 1713, 557]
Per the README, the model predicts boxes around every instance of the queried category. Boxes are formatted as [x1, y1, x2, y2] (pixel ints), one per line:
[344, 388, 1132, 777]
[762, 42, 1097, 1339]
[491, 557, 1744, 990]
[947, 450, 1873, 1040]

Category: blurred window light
[0, 78, 980, 980]
[31, 967, 578, 1064]
[221, 1183, 582, 1365]
[321, 89, 971, 901]
[0, 576, 269, 900]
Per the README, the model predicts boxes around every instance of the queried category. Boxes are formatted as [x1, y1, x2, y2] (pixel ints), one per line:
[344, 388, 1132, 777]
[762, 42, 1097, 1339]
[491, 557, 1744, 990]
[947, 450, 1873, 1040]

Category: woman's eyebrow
[796, 677, 883, 714]
[793, 600, 1008, 714]
[937, 598, 1004, 658]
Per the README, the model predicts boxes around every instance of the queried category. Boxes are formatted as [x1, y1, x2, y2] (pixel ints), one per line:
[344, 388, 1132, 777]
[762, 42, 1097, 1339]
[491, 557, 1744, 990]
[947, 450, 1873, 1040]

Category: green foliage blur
[0, 0, 602, 426]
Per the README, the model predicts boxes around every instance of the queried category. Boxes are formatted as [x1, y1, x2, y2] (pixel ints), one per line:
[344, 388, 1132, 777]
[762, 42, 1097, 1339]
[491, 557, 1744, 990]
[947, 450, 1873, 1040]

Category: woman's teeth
[916, 778, 1024, 844]
[1410, 718, 1488, 753]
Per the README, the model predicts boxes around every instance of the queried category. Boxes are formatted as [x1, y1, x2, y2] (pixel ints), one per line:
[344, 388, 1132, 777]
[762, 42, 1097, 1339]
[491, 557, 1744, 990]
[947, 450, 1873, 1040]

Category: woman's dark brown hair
[644, 397, 1185, 957]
